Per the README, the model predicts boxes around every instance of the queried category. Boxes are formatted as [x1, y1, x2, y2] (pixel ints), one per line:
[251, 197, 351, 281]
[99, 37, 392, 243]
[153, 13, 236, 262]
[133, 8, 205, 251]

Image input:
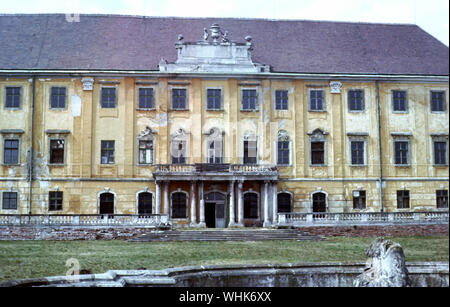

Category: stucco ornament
[329, 81, 342, 94]
[354, 237, 411, 287]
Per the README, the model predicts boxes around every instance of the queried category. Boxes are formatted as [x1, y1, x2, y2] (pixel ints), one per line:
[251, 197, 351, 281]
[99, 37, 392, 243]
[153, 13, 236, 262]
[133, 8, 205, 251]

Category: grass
[0, 236, 448, 281]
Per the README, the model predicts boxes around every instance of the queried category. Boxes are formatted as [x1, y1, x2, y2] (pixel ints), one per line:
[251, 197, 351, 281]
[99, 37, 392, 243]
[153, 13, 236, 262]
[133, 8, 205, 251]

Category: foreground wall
[0, 262, 448, 287]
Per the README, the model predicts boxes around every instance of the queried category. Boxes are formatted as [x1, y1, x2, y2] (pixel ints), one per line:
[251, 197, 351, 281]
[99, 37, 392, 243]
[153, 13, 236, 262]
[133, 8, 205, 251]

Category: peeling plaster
[71, 95, 81, 117]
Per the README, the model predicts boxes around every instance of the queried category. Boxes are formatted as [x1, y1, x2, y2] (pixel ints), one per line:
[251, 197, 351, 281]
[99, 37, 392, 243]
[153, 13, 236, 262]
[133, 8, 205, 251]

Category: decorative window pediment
[307, 128, 328, 139]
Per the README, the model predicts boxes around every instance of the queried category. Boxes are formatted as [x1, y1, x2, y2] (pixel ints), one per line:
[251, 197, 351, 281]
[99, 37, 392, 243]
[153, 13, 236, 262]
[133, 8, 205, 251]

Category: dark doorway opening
[205, 202, 216, 228]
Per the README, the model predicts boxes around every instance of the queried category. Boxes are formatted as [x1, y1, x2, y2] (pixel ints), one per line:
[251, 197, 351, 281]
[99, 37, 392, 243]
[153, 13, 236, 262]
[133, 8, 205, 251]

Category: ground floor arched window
[99, 192, 114, 215]
[138, 192, 153, 215]
[312, 192, 326, 212]
[244, 192, 258, 219]
[172, 192, 188, 218]
[277, 192, 292, 213]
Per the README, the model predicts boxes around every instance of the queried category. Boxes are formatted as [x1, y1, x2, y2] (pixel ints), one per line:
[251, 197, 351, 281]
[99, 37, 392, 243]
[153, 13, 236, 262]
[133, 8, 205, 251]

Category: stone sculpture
[354, 237, 411, 287]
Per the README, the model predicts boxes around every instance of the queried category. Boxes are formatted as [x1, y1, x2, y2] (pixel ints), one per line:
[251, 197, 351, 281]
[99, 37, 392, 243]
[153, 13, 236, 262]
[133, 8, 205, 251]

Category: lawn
[0, 236, 448, 281]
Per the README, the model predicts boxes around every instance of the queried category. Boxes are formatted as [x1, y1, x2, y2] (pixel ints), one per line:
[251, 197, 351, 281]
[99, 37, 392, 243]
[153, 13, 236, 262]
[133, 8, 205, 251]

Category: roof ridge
[0, 13, 418, 27]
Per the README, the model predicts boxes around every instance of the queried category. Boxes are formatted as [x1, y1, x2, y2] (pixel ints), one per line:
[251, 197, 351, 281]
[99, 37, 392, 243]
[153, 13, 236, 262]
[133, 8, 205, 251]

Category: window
[101, 87, 116, 108]
[3, 139, 19, 164]
[138, 192, 153, 215]
[101, 141, 115, 164]
[205, 128, 223, 164]
[353, 190, 366, 209]
[311, 142, 325, 165]
[431, 91, 446, 112]
[392, 90, 407, 112]
[49, 139, 65, 164]
[172, 192, 187, 218]
[207, 89, 222, 110]
[242, 89, 257, 111]
[277, 130, 290, 166]
[243, 140, 257, 164]
[434, 141, 447, 165]
[394, 140, 409, 165]
[277, 193, 291, 213]
[244, 192, 258, 219]
[138, 88, 154, 109]
[275, 90, 288, 110]
[348, 90, 364, 111]
[277, 141, 289, 165]
[436, 190, 448, 209]
[50, 87, 67, 109]
[5, 87, 21, 108]
[312, 192, 326, 212]
[49, 191, 63, 211]
[171, 140, 186, 164]
[208, 140, 223, 164]
[397, 190, 410, 209]
[138, 140, 153, 165]
[350, 141, 365, 165]
[99, 192, 114, 215]
[309, 90, 324, 111]
[170, 128, 189, 164]
[171, 88, 187, 110]
[2, 192, 17, 210]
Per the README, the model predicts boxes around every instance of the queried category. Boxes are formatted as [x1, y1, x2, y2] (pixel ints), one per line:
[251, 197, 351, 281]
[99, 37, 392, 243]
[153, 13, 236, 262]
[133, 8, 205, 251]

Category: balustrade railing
[156, 163, 278, 174]
[277, 211, 449, 226]
[0, 214, 171, 228]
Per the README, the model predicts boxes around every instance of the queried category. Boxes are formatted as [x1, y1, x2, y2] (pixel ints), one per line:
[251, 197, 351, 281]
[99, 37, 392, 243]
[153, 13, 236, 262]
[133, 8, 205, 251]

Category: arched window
[171, 191, 188, 218]
[99, 192, 114, 215]
[138, 192, 153, 215]
[312, 192, 326, 213]
[170, 128, 189, 164]
[244, 192, 258, 219]
[277, 192, 292, 213]
[205, 128, 224, 164]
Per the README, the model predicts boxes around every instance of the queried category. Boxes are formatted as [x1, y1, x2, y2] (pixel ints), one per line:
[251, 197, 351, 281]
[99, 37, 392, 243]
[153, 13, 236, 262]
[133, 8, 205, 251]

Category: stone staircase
[129, 228, 322, 242]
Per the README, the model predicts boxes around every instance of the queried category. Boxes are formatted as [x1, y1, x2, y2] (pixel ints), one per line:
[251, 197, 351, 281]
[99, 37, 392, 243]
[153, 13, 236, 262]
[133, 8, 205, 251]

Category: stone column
[155, 181, 161, 214]
[263, 181, 271, 227]
[272, 182, 278, 225]
[228, 181, 236, 227]
[163, 181, 169, 216]
[198, 181, 206, 227]
[190, 181, 197, 226]
[237, 181, 244, 226]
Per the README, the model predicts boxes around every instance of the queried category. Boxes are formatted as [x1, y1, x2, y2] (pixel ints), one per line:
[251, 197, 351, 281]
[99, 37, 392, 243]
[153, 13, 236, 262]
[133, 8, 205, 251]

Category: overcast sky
[1, 0, 448, 46]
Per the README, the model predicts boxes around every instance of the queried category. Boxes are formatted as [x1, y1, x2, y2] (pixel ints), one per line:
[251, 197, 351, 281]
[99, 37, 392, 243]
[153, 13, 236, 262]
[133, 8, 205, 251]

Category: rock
[354, 237, 411, 287]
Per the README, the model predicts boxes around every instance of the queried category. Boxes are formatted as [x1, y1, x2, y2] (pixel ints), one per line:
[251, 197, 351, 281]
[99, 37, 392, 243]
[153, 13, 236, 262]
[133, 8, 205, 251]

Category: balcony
[154, 163, 278, 181]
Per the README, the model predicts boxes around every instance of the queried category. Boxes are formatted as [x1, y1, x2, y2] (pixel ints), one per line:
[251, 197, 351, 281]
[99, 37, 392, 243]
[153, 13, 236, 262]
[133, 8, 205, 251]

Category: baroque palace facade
[0, 15, 448, 227]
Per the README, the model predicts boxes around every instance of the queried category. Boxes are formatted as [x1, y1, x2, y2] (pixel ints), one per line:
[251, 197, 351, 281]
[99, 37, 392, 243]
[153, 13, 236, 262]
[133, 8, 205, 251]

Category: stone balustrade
[0, 214, 171, 228]
[156, 163, 278, 175]
[277, 211, 449, 227]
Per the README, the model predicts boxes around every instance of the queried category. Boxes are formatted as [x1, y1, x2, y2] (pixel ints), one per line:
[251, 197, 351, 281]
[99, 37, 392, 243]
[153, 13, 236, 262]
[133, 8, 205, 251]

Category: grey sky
[1, 0, 448, 46]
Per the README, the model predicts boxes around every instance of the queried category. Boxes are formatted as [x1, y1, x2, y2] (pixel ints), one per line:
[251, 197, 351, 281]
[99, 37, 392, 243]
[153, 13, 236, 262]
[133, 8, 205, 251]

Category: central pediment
[159, 23, 270, 73]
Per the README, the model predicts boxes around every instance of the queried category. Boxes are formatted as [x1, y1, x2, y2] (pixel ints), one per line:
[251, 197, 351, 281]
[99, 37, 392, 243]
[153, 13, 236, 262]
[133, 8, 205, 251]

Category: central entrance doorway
[204, 192, 226, 228]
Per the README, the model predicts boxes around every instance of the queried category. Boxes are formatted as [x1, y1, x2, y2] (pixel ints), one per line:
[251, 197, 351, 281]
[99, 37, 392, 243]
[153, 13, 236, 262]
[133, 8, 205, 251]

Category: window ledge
[136, 108, 156, 111]
[308, 109, 327, 113]
[349, 164, 367, 167]
[394, 164, 411, 167]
